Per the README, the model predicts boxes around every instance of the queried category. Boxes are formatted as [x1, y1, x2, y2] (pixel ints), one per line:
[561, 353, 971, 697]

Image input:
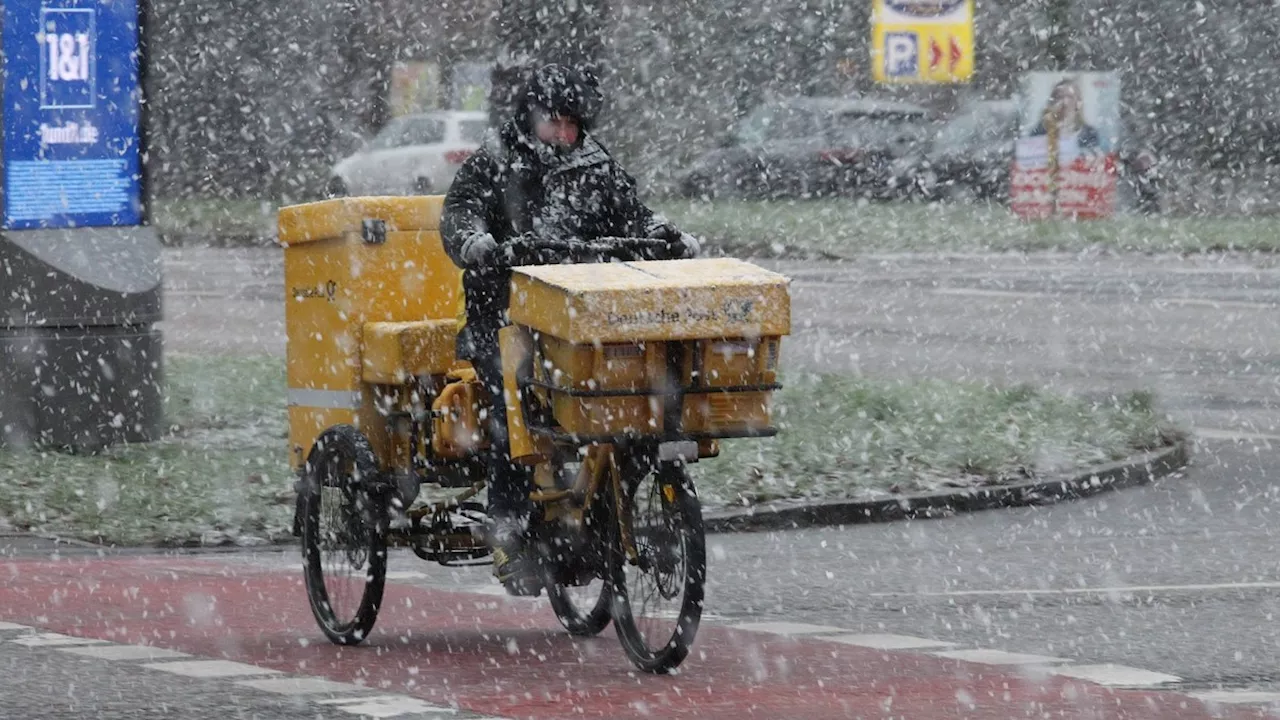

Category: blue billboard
[3, 0, 143, 230]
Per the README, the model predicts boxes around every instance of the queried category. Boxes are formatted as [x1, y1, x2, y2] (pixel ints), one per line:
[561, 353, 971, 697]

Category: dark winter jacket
[441, 121, 672, 346]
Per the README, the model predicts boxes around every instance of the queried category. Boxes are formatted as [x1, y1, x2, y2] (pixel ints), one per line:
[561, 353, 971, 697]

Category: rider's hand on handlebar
[647, 223, 701, 260]
[666, 232, 701, 259]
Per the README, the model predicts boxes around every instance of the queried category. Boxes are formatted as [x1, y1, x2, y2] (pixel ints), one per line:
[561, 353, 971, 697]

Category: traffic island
[0, 357, 1185, 547]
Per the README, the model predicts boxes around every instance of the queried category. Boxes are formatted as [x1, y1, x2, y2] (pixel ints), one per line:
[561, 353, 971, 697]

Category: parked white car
[326, 111, 489, 197]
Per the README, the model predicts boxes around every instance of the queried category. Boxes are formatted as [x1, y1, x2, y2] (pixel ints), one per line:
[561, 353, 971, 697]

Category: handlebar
[531, 237, 670, 253]
[513, 236, 676, 264]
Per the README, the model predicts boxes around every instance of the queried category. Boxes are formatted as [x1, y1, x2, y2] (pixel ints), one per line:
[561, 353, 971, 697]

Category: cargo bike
[279, 196, 791, 673]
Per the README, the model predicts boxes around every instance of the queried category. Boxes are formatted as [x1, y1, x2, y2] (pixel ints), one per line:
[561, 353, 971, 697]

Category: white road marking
[142, 659, 283, 678]
[166, 290, 227, 298]
[385, 571, 431, 581]
[1052, 664, 1181, 687]
[822, 633, 957, 650]
[1189, 690, 1280, 706]
[870, 580, 1280, 598]
[1194, 427, 1280, 442]
[236, 677, 371, 696]
[1156, 297, 1276, 311]
[59, 645, 191, 661]
[932, 288, 1047, 300]
[646, 609, 725, 622]
[464, 584, 511, 596]
[731, 621, 849, 636]
[318, 695, 458, 717]
[931, 649, 1070, 666]
[10, 633, 108, 647]
[0, 622, 31, 631]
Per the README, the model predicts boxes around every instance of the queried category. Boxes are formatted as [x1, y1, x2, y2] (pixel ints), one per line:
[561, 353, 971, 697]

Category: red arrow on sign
[929, 38, 944, 70]
[950, 36, 963, 70]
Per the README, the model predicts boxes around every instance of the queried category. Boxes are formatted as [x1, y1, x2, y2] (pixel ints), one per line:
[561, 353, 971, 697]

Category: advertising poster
[1010, 71, 1121, 220]
[390, 61, 442, 117]
[450, 62, 491, 112]
[2, 0, 144, 230]
[872, 0, 974, 84]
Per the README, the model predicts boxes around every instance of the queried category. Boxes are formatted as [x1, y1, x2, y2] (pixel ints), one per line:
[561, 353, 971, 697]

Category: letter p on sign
[884, 32, 919, 79]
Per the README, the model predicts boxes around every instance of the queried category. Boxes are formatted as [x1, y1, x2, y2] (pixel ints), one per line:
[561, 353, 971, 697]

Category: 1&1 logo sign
[39, 6, 96, 109]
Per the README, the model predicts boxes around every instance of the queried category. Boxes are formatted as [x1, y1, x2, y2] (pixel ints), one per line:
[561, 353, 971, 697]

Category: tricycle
[278, 196, 791, 673]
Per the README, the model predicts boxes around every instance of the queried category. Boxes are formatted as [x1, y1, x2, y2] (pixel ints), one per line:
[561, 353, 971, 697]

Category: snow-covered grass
[151, 196, 1280, 256]
[152, 198, 276, 246]
[0, 357, 1178, 546]
[695, 373, 1181, 508]
[659, 199, 1280, 257]
[0, 355, 292, 547]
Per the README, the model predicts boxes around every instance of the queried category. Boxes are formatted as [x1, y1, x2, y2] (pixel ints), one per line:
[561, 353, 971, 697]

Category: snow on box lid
[509, 258, 792, 344]
[277, 196, 445, 247]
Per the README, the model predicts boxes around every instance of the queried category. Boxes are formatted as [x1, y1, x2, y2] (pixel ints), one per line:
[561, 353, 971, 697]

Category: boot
[486, 517, 542, 597]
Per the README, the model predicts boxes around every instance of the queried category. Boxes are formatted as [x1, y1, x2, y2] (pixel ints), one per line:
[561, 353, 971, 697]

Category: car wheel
[325, 177, 349, 199]
[943, 182, 976, 204]
[681, 174, 715, 201]
[413, 177, 433, 195]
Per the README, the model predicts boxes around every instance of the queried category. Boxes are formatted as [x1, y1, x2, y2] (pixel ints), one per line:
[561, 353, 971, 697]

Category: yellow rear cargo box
[279, 196, 463, 468]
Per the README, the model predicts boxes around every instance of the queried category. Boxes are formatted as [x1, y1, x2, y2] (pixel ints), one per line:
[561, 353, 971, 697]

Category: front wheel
[300, 425, 388, 646]
[609, 457, 706, 674]
[538, 455, 613, 637]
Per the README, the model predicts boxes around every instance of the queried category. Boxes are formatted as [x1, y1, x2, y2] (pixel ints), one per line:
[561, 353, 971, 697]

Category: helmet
[519, 64, 603, 133]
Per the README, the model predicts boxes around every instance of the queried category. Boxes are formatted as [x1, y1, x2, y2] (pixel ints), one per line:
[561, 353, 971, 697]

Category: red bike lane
[0, 555, 1268, 720]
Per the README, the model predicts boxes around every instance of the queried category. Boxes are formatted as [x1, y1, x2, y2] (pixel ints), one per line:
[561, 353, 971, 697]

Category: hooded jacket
[440, 116, 673, 346]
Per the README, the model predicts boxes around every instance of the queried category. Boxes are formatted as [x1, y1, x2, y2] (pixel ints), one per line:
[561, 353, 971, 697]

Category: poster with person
[1010, 72, 1121, 220]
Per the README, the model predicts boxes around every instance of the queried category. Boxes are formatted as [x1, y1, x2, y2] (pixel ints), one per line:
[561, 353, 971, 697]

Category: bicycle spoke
[317, 456, 366, 626]
[622, 474, 688, 649]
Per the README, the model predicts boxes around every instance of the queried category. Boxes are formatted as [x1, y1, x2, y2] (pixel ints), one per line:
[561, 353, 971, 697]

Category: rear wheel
[542, 543, 612, 637]
[300, 425, 387, 646]
[609, 456, 706, 673]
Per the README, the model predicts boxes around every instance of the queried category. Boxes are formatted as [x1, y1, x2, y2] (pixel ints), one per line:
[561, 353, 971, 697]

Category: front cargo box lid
[277, 196, 445, 247]
[509, 258, 791, 343]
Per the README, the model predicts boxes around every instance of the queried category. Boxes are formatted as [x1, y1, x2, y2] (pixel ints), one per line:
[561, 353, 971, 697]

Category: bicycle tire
[609, 458, 706, 673]
[300, 425, 388, 646]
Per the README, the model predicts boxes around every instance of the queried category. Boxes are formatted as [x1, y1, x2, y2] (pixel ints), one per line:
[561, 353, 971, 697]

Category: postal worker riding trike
[278, 195, 790, 673]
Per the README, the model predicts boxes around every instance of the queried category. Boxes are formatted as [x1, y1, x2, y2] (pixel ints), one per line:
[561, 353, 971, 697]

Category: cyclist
[441, 63, 700, 594]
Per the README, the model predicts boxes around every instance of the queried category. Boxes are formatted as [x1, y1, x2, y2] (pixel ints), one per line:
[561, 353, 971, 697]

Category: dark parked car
[677, 97, 936, 200]
[916, 99, 1020, 202]
[914, 100, 1164, 211]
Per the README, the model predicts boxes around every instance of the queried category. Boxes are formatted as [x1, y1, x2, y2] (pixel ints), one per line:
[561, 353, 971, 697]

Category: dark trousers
[464, 327, 533, 525]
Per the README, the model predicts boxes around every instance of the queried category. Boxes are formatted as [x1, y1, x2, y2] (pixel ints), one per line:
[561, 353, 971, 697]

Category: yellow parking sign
[872, 0, 974, 84]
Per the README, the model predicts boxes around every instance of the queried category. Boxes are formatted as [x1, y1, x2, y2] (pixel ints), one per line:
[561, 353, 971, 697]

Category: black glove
[647, 222, 701, 259]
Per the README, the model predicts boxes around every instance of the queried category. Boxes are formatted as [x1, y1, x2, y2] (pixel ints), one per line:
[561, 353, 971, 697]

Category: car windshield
[834, 113, 932, 145]
[368, 116, 446, 149]
[458, 119, 489, 143]
[934, 108, 1017, 150]
[399, 117, 446, 146]
[735, 106, 827, 144]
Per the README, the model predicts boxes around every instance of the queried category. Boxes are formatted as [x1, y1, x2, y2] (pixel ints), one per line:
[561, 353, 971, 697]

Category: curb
[158, 231, 276, 249]
[703, 440, 1191, 534]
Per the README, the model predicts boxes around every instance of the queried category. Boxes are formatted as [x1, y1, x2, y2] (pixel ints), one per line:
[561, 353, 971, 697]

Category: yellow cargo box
[507, 258, 791, 344]
[279, 196, 463, 468]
